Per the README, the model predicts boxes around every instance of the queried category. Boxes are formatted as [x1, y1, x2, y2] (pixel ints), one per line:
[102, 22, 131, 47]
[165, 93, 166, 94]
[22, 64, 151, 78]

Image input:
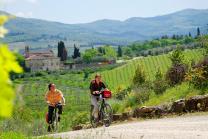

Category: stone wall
[72, 94, 208, 130]
[25, 57, 60, 72]
[133, 95, 208, 118]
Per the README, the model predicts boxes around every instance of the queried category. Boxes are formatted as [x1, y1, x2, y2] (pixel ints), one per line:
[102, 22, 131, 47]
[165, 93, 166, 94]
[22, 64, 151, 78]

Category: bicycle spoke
[102, 103, 112, 127]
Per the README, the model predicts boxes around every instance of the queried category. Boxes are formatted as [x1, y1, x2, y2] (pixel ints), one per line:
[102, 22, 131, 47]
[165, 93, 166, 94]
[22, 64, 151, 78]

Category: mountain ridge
[1, 8, 208, 47]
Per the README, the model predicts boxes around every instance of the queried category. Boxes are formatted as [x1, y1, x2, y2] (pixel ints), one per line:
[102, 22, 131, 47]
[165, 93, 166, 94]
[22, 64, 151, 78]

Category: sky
[0, 0, 208, 24]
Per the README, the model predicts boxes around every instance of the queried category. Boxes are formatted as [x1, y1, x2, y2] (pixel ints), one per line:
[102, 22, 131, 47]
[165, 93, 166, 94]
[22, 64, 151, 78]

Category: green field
[99, 49, 203, 91]
[0, 72, 92, 136]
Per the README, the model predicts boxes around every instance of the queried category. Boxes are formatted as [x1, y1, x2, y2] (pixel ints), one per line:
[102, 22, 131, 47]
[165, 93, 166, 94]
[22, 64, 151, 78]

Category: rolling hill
[1, 9, 208, 48]
[99, 49, 203, 91]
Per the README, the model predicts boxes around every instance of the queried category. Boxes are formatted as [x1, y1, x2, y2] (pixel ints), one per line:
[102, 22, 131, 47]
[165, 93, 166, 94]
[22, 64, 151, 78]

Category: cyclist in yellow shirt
[45, 83, 65, 132]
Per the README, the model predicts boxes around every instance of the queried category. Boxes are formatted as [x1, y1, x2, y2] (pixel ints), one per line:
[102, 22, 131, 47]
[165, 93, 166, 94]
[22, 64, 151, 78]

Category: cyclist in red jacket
[89, 73, 107, 120]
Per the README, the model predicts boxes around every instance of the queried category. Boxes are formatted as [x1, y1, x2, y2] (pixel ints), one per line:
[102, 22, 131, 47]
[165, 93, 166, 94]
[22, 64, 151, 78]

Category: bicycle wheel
[51, 110, 59, 132]
[54, 112, 59, 132]
[90, 105, 98, 128]
[101, 103, 113, 127]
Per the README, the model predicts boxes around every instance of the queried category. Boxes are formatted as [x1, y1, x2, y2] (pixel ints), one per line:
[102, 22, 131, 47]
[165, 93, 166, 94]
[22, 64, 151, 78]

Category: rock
[121, 112, 131, 120]
[113, 114, 123, 121]
[133, 107, 150, 118]
[154, 106, 164, 117]
[133, 106, 164, 118]
[82, 124, 91, 129]
[159, 104, 172, 114]
[72, 125, 83, 131]
[185, 95, 208, 112]
[171, 99, 185, 113]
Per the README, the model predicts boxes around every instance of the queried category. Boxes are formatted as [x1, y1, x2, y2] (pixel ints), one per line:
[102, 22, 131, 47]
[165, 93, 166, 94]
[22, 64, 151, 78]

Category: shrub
[198, 35, 208, 56]
[71, 112, 88, 128]
[186, 57, 208, 90]
[0, 106, 34, 135]
[34, 71, 47, 77]
[166, 64, 187, 85]
[153, 69, 169, 95]
[114, 87, 131, 100]
[169, 46, 184, 66]
[125, 82, 151, 107]
[133, 64, 146, 85]
[125, 90, 150, 107]
[166, 46, 187, 85]
[110, 100, 125, 113]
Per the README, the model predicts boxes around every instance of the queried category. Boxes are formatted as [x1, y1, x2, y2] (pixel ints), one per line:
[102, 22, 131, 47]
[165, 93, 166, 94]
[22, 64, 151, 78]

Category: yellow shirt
[45, 89, 63, 106]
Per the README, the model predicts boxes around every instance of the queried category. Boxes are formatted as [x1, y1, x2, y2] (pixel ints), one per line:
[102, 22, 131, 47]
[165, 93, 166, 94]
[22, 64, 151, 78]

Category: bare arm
[58, 90, 65, 105]
[62, 97, 65, 105]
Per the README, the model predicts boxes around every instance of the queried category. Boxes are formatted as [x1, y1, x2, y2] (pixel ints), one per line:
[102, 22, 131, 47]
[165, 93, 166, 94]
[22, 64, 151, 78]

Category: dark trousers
[48, 105, 63, 124]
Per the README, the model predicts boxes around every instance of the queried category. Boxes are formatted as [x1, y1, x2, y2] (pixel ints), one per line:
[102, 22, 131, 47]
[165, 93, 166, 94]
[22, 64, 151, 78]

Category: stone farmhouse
[24, 46, 61, 72]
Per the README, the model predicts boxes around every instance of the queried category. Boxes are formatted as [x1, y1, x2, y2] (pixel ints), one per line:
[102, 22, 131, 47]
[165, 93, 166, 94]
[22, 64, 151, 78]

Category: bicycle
[47, 103, 62, 132]
[90, 90, 113, 128]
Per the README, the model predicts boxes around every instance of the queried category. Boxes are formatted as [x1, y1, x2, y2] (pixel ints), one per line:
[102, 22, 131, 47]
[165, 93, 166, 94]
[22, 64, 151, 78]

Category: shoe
[58, 116, 61, 122]
[47, 125, 51, 132]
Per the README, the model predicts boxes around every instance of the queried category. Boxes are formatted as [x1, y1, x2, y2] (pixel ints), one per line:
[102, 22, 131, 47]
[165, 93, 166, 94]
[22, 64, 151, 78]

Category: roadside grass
[0, 132, 28, 139]
[143, 82, 202, 107]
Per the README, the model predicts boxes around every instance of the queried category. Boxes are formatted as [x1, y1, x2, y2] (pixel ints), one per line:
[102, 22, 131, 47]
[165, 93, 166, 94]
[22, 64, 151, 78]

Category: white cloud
[15, 11, 33, 18]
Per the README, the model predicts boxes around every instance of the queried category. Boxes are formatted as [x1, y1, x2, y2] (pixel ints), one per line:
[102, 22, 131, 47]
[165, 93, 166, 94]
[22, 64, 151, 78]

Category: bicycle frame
[51, 104, 61, 132]
[90, 93, 112, 128]
[99, 97, 106, 116]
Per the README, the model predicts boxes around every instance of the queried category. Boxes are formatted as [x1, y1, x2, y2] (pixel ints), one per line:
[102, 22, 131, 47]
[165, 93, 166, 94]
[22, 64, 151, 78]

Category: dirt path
[48, 115, 208, 139]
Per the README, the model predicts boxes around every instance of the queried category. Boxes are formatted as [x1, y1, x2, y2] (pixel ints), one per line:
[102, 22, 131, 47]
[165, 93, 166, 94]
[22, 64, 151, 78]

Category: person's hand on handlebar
[93, 91, 100, 94]
[104, 88, 109, 91]
[46, 101, 55, 106]
[62, 103, 66, 106]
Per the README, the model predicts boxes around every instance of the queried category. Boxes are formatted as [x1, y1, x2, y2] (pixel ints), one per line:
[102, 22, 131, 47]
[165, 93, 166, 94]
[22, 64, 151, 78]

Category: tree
[197, 27, 201, 37]
[14, 53, 25, 68]
[103, 45, 116, 58]
[98, 47, 105, 55]
[172, 34, 176, 40]
[57, 41, 63, 58]
[57, 41, 67, 61]
[169, 46, 184, 66]
[62, 47, 68, 61]
[117, 46, 122, 57]
[10, 53, 26, 79]
[153, 68, 168, 95]
[0, 15, 23, 118]
[150, 40, 161, 48]
[184, 36, 194, 44]
[72, 44, 81, 59]
[198, 35, 208, 56]
[133, 64, 146, 85]
[82, 48, 98, 63]
[166, 46, 187, 85]
[161, 35, 169, 39]
[189, 32, 192, 37]
[123, 47, 133, 57]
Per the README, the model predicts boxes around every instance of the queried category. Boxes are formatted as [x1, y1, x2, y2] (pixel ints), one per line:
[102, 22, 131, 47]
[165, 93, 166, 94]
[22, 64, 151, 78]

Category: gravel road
[48, 114, 208, 139]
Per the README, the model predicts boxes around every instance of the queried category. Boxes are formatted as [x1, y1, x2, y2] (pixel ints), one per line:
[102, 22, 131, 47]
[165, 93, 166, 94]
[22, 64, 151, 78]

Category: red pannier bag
[102, 90, 112, 98]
